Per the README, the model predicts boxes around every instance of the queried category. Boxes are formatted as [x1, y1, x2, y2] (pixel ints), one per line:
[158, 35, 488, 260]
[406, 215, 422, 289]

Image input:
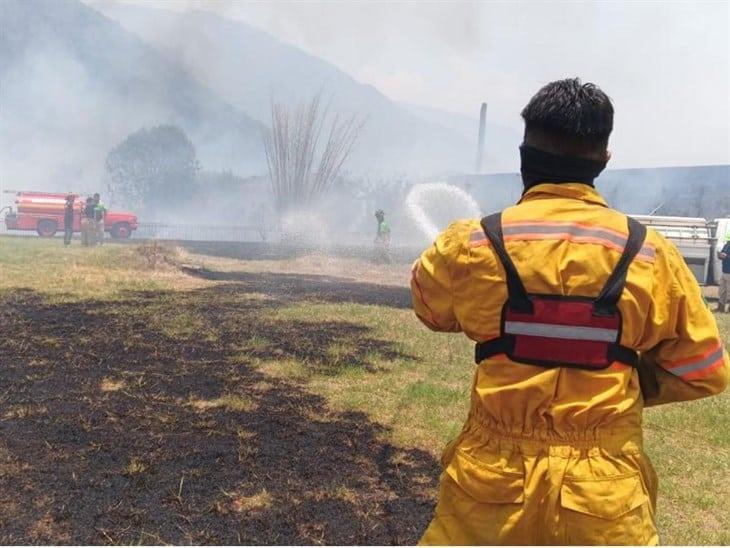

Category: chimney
[475, 103, 487, 173]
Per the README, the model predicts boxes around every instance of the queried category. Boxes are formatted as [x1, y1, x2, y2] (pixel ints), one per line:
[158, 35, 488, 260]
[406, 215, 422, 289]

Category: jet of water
[406, 182, 482, 241]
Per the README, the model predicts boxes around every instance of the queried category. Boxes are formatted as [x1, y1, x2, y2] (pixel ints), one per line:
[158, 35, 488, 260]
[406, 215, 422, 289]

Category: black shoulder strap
[481, 212, 533, 313]
[594, 216, 647, 315]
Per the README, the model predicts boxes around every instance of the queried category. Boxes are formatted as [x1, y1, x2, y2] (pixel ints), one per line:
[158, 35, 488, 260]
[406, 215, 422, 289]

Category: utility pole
[475, 102, 487, 173]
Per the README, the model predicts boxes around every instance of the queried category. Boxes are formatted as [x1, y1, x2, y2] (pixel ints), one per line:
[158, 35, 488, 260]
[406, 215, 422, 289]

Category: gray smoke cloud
[100, 0, 729, 169]
[2, 0, 727, 230]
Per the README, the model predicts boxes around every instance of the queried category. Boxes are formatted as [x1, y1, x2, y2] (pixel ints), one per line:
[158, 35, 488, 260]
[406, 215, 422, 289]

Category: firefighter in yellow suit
[412, 79, 728, 545]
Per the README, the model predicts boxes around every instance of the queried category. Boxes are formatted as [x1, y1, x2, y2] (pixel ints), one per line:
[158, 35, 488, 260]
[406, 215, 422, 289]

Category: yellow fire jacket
[411, 183, 728, 545]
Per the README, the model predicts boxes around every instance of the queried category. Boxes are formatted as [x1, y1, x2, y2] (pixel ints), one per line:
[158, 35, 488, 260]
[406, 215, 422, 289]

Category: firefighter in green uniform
[93, 193, 106, 245]
[374, 209, 391, 264]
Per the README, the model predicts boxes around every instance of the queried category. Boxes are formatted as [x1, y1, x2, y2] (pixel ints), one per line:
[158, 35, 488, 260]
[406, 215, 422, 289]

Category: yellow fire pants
[420, 420, 659, 546]
[80, 218, 92, 246]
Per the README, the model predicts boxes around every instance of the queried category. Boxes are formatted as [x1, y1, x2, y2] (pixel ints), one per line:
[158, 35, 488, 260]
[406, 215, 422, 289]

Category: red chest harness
[474, 212, 647, 370]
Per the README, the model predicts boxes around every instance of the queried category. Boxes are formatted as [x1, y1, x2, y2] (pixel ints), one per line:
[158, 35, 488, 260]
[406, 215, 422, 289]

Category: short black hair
[521, 78, 613, 158]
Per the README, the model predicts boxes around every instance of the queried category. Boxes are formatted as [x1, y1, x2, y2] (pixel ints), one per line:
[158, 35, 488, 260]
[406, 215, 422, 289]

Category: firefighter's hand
[719, 252, 727, 260]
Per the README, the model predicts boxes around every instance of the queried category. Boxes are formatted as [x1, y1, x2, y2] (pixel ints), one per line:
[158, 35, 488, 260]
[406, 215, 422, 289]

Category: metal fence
[0, 220, 382, 247]
[0, 221, 275, 242]
[133, 222, 380, 246]
[135, 222, 272, 243]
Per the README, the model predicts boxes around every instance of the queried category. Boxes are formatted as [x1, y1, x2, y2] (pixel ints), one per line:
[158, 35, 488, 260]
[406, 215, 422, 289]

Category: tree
[263, 94, 363, 214]
[106, 125, 200, 217]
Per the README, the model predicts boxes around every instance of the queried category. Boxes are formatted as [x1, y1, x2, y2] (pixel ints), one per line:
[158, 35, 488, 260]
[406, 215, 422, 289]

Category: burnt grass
[0, 272, 439, 544]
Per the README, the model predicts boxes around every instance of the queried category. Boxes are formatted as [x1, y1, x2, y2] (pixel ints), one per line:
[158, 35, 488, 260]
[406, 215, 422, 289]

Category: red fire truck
[2, 191, 138, 239]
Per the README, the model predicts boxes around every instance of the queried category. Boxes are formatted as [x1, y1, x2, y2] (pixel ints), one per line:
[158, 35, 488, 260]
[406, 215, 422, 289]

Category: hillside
[399, 102, 520, 172]
[94, 3, 520, 175]
[0, 0, 265, 191]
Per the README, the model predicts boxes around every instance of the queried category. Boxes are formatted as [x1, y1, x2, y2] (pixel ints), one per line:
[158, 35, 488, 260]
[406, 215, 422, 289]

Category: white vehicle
[633, 215, 729, 285]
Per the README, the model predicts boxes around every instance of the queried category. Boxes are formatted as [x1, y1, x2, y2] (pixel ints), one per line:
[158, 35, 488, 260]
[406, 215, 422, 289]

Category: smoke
[2, 0, 727, 231]
[0, 0, 265, 212]
[108, 0, 729, 169]
[596, 166, 730, 219]
[90, 1, 508, 177]
[0, 5, 159, 196]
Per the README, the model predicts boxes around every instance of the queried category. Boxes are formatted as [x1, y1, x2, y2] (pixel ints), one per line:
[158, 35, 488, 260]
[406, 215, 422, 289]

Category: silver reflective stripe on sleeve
[504, 321, 619, 342]
[668, 347, 725, 376]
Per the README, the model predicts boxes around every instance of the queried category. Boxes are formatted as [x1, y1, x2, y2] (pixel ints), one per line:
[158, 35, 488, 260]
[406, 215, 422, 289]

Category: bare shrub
[127, 241, 182, 270]
[263, 94, 364, 214]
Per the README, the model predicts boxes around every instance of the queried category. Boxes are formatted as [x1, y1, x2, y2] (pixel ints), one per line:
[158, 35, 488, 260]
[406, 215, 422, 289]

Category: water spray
[405, 182, 482, 242]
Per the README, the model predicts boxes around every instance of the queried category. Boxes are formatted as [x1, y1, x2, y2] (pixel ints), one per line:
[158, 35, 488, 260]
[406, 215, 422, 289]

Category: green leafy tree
[106, 125, 200, 218]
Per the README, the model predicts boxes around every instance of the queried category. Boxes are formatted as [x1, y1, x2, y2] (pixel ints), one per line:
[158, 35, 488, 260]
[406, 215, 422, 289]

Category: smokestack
[475, 102, 487, 173]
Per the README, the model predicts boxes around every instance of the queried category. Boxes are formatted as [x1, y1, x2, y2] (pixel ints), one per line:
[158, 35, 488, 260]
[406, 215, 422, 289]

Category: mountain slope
[95, 3, 519, 174]
[0, 0, 265, 190]
[399, 102, 521, 171]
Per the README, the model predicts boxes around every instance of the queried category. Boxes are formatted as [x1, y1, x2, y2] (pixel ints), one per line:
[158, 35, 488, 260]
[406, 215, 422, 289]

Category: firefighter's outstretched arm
[410, 223, 463, 333]
[641, 240, 729, 406]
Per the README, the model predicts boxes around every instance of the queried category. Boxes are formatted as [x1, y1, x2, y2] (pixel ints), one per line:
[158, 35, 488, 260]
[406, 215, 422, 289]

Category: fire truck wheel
[36, 219, 58, 237]
[111, 222, 132, 239]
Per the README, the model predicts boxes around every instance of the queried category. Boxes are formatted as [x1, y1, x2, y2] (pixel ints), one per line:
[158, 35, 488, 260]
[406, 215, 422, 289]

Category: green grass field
[0, 236, 727, 544]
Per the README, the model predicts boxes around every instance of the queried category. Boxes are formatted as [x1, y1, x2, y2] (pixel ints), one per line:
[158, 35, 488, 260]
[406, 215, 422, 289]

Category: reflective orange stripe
[504, 220, 635, 241]
[663, 343, 726, 380]
[679, 358, 725, 382]
[664, 343, 723, 369]
[502, 233, 656, 263]
[507, 231, 623, 249]
[468, 221, 656, 263]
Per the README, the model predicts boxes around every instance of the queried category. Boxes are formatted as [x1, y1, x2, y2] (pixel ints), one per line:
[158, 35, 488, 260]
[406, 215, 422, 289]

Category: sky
[97, 0, 730, 167]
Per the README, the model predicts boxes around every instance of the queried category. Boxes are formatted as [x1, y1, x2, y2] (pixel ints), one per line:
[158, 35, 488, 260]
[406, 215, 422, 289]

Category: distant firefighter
[717, 233, 730, 312]
[93, 193, 106, 245]
[63, 194, 75, 246]
[81, 197, 95, 246]
[374, 209, 391, 264]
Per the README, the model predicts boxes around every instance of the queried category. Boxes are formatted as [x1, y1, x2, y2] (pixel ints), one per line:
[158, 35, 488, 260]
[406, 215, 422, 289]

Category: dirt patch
[0, 273, 437, 544]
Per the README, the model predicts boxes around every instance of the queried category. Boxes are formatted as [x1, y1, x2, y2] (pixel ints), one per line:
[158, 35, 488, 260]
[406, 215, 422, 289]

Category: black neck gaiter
[520, 144, 607, 192]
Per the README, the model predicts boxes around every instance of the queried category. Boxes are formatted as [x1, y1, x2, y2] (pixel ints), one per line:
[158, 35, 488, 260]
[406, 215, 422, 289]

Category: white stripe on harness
[504, 321, 619, 342]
